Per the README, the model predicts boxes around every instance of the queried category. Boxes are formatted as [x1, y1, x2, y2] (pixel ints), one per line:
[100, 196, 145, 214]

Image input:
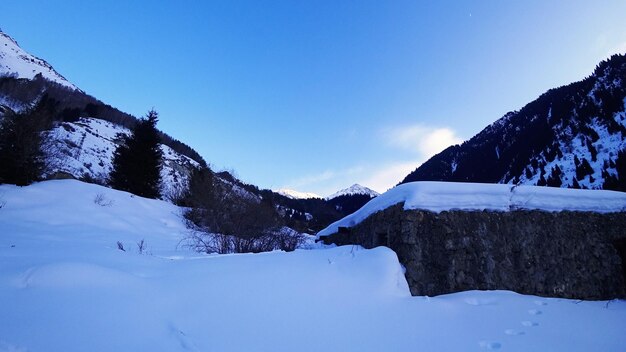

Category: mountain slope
[44, 117, 200, 198]
[0, 31, 77, 90]
[0, 30, 340, 231]
[402, 54, 626, 191]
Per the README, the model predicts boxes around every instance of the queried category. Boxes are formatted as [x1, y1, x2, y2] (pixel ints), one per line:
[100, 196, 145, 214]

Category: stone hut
[318, 182, 626, 300]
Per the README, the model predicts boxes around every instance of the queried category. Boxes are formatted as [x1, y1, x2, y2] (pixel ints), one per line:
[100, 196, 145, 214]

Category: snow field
[0, 180, 625, 351]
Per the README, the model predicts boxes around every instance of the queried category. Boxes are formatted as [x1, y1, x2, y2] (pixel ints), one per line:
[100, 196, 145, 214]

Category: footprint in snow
[528, 309, 542, 315]
[168, 323, 199, 352]
[464, 297, 497, 306]
[504, 329, 525, 336]
[534, 300, 548, 306]
[479, 341, 502, 350]
[521, 321, 539, 327]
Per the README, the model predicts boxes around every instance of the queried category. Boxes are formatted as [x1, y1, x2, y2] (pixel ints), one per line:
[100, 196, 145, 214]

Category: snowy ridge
[326, 183, 380, 200]
[0, 31, 77, 90]
[276, 188, 321, 199]
[317, 181, 626, 238]
[1, 180, 625, 351]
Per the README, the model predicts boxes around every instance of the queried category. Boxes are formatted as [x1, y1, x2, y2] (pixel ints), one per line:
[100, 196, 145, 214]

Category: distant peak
[326, 184, 380, 200]
[275, 189, 321, 200]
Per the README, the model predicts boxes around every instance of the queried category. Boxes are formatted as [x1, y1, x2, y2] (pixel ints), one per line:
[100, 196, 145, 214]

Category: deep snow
[0, 180, 625, 351]
[318, 181, 626, 238]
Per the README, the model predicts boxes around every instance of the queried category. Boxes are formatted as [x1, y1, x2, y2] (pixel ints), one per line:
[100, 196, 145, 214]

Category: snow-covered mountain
[402, 54, 626, 191]
[276, 188, 321, 199]
[0, 30, 211, 199]
[0, 30, 77, 90]
[326, 184, 380, 200]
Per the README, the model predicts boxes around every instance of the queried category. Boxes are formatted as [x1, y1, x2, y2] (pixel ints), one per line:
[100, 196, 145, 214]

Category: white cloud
[284, 170, 336, 189]
[283, 124, 463, 196]
[607, 41, 626, 56]
[383, 124, 463, 157]
[281, 166, 365, 196]
[358, 160, 421, 193]
[357, 124, 463, 193]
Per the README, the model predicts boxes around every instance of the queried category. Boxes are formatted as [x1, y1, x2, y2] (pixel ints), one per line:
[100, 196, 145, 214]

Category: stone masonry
[319, 203, 626, 300]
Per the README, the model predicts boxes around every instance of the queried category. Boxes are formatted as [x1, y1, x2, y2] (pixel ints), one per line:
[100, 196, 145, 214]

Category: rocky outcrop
[320, 204, 626, 300]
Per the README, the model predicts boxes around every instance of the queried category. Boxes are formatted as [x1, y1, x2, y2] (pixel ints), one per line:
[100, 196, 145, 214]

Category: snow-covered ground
[0, 180, 624, 351]
[318, 181, 626, 238]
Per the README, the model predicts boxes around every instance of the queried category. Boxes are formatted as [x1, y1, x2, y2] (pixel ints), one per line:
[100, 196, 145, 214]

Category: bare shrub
[184, 226, 307, 254]
[273, 227, 308, 252]
[94, 193, 113, 206]
[137, 239, 147, 254]
[180, 166, 307, 254]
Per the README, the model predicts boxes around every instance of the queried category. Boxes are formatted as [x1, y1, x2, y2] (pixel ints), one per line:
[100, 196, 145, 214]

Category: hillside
[1, 180, 625, 351]
[402, 54, 626, 191]
[0, 29, 361, 232]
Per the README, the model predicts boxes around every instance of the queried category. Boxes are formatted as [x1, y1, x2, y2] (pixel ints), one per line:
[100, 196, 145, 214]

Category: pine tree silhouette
[109, 109, 163, 198]
[0, 98, 53, 185]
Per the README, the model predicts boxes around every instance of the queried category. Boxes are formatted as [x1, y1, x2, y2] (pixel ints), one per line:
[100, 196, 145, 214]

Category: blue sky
[2, 1, 626, 195]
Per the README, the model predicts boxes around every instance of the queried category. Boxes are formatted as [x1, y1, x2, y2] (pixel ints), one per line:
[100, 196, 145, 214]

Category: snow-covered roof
[317, 181, 626, 238]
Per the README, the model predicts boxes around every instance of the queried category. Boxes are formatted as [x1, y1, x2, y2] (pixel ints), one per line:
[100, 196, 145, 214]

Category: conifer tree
[109, 109, 163, 198]
[0, 98, 53, 185]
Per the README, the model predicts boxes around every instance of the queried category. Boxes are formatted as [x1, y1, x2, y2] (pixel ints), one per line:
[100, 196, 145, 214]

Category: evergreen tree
[575, 157, 593, 181]
[109, 109, 163, 198]
[546, 166, 563, 187]
[0, 99, 53, 185]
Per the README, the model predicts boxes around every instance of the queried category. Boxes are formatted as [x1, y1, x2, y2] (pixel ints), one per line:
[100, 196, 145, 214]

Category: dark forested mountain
[402, 54, 626, 191]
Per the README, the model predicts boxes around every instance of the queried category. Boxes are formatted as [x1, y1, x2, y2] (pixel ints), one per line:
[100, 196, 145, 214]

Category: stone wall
[320, 204, 626, 300]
